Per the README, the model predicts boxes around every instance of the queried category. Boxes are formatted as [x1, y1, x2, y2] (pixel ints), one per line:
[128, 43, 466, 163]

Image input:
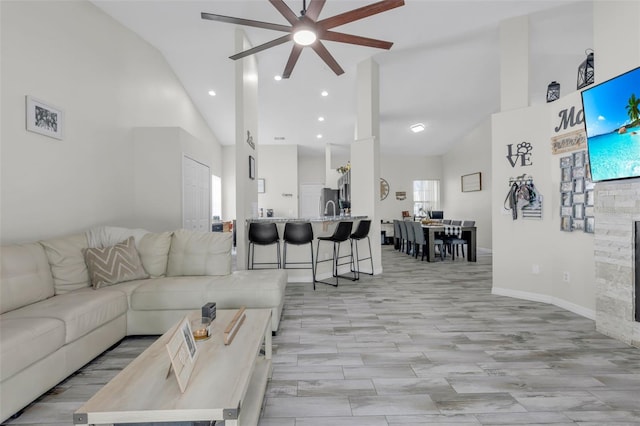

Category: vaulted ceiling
[92, 0, 593, 157]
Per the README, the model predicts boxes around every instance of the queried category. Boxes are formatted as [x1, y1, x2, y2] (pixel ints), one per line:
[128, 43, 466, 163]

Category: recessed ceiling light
[274, 75, 282, 81]
[318, 116, 325, 122]
[321, 90, 328, 97]
[317, 134, 323, 139]
[208, 90, 216, 96]
[410, 123, 426, 133]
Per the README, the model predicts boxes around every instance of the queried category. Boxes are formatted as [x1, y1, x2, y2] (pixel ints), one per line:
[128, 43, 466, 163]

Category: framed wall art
[461, 172, 482, 192]
[558, 150, 595, 233]
[25, 96, 64, 140]
[258, 178, 265, 193]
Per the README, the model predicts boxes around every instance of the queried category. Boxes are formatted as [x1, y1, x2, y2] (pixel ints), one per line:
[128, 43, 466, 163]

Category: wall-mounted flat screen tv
[581, 66, 640, 182]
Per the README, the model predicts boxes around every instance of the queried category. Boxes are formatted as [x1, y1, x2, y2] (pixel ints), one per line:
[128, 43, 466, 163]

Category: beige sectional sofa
[0, 227, 287, 422]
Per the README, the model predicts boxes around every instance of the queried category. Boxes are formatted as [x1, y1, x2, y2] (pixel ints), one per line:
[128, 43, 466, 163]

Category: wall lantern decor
[546, 81, 560, 103]
[577, 49, 594, 90]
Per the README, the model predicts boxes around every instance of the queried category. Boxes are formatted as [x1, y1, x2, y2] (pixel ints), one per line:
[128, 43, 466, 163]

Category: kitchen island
[246, 216, 369, 283]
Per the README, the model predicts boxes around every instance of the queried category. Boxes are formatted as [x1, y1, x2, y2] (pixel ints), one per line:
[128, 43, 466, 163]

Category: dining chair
[398, 220, 408, 253]
[405, 220, 416, 256]
[393, 220, 402, 251]
[449, 220, 475, 260]
[442, 220, 462, 259]
[411, 221, 427, 260]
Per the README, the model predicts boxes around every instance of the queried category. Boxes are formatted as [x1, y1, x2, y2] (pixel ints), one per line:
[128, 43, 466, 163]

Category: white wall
[0, 0, 221, 243]
[132, 127, 216, 231]
[491, 1, 640, 324]
[442, 119, 493, 249]
[221, 145, 236, 222]
[257, 145, 299, 218]
[379, 155, 443, 221]
[492, 98, 596, 319]
[298, 154, 325, 185]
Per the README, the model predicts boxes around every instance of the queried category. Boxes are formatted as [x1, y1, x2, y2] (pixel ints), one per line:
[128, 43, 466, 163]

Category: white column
[499, 16, 529, 111]
[352, 58, 382, 274]
[235, 28, 259, 269]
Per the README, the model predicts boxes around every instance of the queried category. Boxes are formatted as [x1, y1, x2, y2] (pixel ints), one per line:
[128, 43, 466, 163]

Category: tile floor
[4, 246, 640, 425]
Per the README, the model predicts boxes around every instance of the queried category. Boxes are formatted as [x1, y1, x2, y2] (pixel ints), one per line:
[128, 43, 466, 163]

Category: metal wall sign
[506, 142, 533, 168]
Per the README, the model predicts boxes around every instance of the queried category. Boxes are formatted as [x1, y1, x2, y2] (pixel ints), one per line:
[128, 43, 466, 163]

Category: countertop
[246, 216, 367, 223]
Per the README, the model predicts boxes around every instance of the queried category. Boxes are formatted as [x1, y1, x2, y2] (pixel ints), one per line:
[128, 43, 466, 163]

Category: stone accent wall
[594, 179, 640, 347]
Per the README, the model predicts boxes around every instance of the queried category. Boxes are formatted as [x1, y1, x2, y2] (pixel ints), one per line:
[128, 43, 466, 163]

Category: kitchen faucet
[324, 200, 336, 216]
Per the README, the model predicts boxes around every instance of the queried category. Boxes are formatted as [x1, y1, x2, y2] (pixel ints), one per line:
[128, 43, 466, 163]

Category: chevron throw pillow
[83, 236, 148, 289]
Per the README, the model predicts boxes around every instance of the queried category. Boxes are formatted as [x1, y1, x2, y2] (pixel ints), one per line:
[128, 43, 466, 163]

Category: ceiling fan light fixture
[293, 28, 316, 46]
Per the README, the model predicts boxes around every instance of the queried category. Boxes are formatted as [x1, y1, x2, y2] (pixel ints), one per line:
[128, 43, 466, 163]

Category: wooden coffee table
[73, 309, 272, 426]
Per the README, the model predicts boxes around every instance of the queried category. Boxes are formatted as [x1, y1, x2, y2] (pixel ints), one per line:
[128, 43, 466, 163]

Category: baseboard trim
[492, 286, 596, 320]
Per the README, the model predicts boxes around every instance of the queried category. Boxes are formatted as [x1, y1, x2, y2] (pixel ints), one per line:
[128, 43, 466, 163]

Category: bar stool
[247, 222, 280, 269]
[313, 221, 355, 289]
[282, 222, 315, 282]
[350, 220, 373, 280]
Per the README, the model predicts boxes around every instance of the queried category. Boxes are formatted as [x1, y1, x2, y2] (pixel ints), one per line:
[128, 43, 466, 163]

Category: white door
[299, 184, 324, 218]
[183, 156, 211, 232]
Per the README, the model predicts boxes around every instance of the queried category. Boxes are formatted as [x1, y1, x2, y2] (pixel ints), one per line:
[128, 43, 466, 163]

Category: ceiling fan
[201, 0, 405, 79]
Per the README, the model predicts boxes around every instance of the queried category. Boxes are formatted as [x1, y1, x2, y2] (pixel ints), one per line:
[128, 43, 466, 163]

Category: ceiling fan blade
[311, 41, 345, 76]
[201, 12, 291, 33]
[268, 0, 300, 25]
[305, 0, 327, 20]
[282, 44, 304, 79]
[229, 34, 293, 60]
[318, 0, 404, 30]
[321, 31, 393, 49]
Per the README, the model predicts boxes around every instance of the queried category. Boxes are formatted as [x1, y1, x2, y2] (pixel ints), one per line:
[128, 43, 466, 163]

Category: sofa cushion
[203, 270, 288, 309]
[40, 233, 90, 294]
[137, 232, 172, 277]
[167, 229, 231, 277]
[83, 237, 148, 289]
[0, 317, 65, 381]
[0, 243, 54, 314]
[130, 270, 287, 311]
[2, 287, 128, 344]
[130, 276, 213, 310]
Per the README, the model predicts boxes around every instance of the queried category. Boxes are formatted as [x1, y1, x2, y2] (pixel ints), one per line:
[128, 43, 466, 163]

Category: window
[413, 180, 440, 216]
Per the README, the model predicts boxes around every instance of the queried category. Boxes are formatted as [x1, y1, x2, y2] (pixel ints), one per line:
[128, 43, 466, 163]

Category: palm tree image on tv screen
[581, 66, 640, 182]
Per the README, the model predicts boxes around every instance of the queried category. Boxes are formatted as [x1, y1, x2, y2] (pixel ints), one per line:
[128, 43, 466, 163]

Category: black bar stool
[282, 222, 315, 282]
[313, 221, 355, 289]
[350, 220, 373, 280]
[247, 222, 281, 269]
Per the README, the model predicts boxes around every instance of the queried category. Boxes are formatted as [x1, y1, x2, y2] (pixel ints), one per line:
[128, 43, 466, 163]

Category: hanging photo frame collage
[559, 150, 594, 233]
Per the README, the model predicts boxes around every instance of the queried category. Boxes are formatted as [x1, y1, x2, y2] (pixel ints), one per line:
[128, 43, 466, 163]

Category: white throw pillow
[167, 229, 231, 277]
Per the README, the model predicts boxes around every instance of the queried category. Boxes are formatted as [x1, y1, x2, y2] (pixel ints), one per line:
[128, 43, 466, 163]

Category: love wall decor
[506, 142, 533, 168]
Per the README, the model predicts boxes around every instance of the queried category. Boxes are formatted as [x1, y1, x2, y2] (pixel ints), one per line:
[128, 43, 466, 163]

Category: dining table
[421, 224, 477, 262]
